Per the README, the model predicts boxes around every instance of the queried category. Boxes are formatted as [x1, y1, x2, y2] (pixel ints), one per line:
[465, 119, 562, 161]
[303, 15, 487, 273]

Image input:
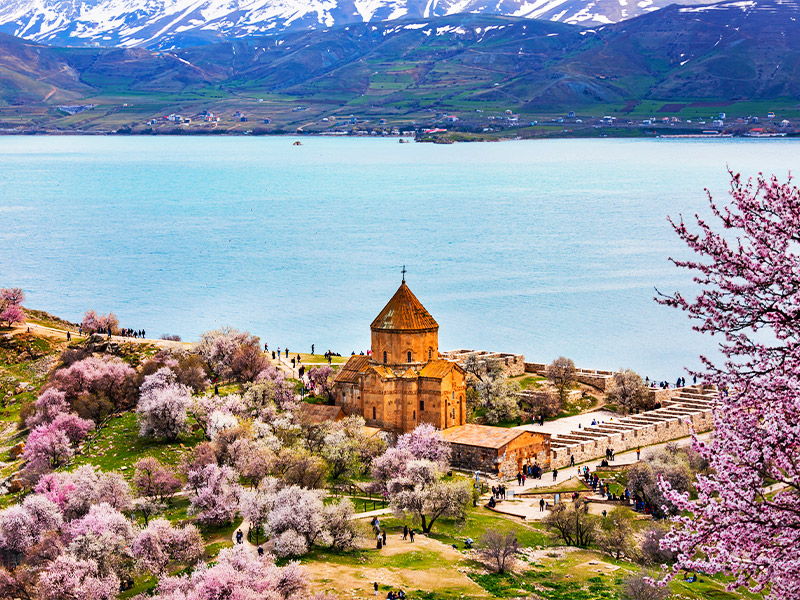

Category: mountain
[0, 0, 712, 49]
[0, 0, 798, 121]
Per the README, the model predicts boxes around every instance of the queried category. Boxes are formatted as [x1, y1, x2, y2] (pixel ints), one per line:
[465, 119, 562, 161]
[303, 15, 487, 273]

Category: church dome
[370, 281, 438, 332]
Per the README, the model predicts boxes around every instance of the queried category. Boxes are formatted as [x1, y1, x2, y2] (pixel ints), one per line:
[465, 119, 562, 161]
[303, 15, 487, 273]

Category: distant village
[133, 104, 799, 139]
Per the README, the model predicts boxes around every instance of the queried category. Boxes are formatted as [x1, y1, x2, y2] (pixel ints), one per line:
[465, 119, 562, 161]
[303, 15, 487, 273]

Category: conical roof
[371, 282, 439, 332]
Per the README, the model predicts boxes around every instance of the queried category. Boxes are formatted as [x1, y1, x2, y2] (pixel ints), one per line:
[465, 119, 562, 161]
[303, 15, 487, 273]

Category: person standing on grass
[382, 530, 387, 546]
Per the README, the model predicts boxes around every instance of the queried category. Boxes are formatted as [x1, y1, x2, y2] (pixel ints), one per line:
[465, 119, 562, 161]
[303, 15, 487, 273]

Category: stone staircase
[549, 385, 717, 468]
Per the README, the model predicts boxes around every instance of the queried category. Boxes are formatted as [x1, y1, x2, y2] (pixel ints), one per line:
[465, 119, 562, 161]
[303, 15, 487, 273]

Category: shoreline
[2, 130, 799, 142]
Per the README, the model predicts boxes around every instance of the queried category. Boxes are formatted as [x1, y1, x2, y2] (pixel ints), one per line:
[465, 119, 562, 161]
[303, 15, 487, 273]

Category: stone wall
[524, 363, 615, 391]
[547, 386, 717, 469]
[443, 349, 526, 377]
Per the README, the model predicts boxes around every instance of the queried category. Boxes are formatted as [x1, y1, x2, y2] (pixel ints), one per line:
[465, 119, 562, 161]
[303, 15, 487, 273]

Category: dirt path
[10, 321, 191, 351]
[306, 531, 489, 599]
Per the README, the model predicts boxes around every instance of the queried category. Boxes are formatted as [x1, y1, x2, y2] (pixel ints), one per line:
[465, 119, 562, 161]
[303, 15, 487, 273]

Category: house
[768, 111, 776, 119]
[441, 424, 551, 478]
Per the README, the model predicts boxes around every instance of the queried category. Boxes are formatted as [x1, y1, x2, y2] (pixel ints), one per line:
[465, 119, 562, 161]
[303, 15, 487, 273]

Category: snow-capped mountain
[0, 0, 712, 48]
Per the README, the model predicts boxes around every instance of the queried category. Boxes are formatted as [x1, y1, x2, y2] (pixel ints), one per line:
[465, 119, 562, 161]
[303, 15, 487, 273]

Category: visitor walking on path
[403, 525, 408, 540]
[539, 498, 545, 511]
[409, 529, 415, 543]
[552, 468, 558, 481]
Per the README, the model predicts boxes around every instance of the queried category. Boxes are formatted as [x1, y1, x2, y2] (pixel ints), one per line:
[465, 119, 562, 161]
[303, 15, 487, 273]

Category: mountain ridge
[0, 0, 798, 129]
[0, 0, 714, 49]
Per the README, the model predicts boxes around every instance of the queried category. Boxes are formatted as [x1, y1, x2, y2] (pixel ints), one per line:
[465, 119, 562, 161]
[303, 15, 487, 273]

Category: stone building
[441, 424, 551, 478]
[333, 279, 467, 435]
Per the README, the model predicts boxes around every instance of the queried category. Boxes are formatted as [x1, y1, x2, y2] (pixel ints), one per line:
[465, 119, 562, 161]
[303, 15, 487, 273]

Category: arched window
[413, 410, 416, 420]
[407, 351, 412, 363]
[428, 348, 432, 360]
[383, 351, 387, 364]
[372, 406, 376, 420]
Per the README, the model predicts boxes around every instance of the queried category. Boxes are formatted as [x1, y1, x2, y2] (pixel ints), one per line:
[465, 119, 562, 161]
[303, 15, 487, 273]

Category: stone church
[333, 279, 467, 435]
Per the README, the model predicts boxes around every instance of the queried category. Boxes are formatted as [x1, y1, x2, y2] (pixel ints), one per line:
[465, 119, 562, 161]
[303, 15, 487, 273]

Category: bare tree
[477, 530, 519, 573]
[520, 389, 562, 420]
[621, 571, 671, 600]
[607, 369, 649, 413]
[597, 507, 636, 560]
[542, 497, 597, 547]
[546, 357, 576, 405]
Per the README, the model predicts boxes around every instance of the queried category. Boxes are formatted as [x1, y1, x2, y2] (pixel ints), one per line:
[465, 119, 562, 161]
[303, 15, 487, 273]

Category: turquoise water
[2, 136, 796, 378]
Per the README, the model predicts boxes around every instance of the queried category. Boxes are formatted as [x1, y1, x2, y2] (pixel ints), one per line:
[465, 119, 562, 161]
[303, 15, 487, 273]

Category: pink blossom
[149, 546, 311, 600]
[187, 463, 241, 525]
[396, 423, 451, 468]
[26, 388, 69, 429]
[38, 554, 119, 600]
[657, 171, 800, 598]
[133, 518, 203, 575]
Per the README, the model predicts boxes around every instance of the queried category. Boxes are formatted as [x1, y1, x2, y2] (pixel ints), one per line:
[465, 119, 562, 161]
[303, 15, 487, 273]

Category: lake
[2, 136, 796, 379]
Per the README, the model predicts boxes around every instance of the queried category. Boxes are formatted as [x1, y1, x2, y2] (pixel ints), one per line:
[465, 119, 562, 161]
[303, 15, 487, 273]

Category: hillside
[0, 1, 799, 132]
[0, 0, 713, 49]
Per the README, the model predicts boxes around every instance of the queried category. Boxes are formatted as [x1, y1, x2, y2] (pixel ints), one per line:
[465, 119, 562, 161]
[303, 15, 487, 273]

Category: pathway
[231, 519, 260, 556]
[10, 321, 190, 351]
[484, 431, 713, 521]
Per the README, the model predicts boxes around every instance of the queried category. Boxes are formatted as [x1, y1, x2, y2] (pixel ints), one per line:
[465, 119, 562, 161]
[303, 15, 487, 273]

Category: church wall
[335, 383, 362, 417]
[372, 328, 439, 366]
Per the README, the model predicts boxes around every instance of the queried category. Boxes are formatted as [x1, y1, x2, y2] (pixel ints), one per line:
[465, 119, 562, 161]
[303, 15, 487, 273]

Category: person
[465, 537, 473, 549]
[517, 472, 522, 486]
[539, 498, 545, 511]
[521, 472, 526, 486]
[374, 582, 379, 596]
[382, 530, 387, 546]
[377, 537, 383, 550]
[488, 496, 496, 508]
[409, 529, 415, 542]
[257, 545, 264, 556]
[285, 348, 289, 358]
[403, 525, 408, 540]
[570, 455, 575, 467]
[311, 344, 315, 354]
[291, 358, 296, 368]
[602, 509, 607, 519]
[636, 447, 641, 460]
[693, 374, 697, 385]
[236, 529, 243, 544]
[552, 468, 558, 481]
[214, 384, 219, 395]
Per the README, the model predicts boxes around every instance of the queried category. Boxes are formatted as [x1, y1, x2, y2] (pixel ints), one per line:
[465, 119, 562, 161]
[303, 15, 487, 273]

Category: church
[333, 277, 467, 435]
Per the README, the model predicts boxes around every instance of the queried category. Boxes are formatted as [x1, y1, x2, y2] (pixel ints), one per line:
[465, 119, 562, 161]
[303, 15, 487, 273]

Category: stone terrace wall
[524, 363, 615, 391]
[443, 349, 526, 377]
[548, 385, 717, 469]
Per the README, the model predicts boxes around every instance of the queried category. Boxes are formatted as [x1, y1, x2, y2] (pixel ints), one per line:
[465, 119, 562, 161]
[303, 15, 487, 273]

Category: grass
[72, 411, 203, 475]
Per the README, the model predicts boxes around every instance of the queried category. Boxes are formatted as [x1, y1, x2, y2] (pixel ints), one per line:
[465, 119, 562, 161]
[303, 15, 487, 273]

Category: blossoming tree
[658, 172, 800, 599]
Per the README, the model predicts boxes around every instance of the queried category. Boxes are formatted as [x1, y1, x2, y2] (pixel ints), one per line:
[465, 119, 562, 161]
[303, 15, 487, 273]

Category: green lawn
[72, 411, 203, 475]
